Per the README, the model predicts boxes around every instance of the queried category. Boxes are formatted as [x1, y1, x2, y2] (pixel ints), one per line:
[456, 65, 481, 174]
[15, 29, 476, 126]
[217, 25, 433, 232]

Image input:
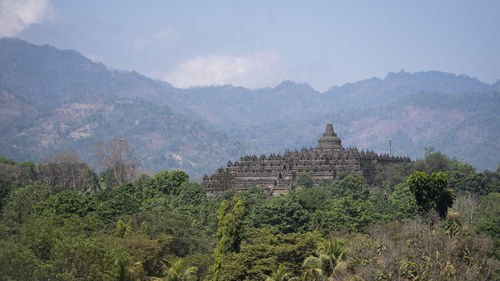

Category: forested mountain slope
[0, 38, 498, 175]
[0, 38, 249, 179]
[177, 71, 494, 128]
[230, 92, 500, 171]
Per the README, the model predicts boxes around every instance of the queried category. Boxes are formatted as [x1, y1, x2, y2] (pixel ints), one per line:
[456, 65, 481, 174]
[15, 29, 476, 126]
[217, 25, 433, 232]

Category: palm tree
[163, 259, 198, 281]
[316, 239, 344, 277]
[263, 264, 296, 281]
[302, 256, 326, 281]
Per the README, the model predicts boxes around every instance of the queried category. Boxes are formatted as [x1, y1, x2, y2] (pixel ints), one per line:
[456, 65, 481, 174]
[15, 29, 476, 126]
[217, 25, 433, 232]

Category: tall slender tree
[93, 138, 139, 187]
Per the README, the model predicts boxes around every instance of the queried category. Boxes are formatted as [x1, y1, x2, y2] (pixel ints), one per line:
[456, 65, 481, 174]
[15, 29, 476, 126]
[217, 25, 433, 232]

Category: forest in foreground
[0, 148, 499, 281]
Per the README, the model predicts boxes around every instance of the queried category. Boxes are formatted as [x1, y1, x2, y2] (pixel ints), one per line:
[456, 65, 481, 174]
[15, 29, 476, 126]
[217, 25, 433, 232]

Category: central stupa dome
[317, 124, 342, 151]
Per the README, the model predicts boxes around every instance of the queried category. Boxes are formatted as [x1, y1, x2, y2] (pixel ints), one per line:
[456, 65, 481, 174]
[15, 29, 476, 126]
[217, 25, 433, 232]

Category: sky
[1, 0, 499, 92]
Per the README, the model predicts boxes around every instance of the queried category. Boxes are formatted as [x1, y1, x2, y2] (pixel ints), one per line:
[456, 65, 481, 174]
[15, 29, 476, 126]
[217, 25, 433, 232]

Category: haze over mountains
[1, 38, 498, 178]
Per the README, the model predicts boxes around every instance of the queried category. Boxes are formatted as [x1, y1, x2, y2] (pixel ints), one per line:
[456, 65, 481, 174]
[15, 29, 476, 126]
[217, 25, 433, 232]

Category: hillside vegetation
[0, 38, 248, 179]
[1, 38, 499, 176]
[0, 150, 499, 280]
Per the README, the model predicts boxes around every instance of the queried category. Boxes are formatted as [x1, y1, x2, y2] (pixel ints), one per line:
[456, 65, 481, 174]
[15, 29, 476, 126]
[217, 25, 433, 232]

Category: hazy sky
[1, 0, 499, 91]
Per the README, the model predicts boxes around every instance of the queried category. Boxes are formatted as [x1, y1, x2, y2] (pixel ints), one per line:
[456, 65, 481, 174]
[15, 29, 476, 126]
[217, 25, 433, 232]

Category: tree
[407, 171, 454, 218]
[37, 151, 99, 194]
[263, 264, 296, 281]
[1, 182, 51, 227]
[413, 148, 451, 174]
[313, 197, 379, 233]
[295, 173, 314, 189]
[0, 179, 12, 212]
[302, 256, 326, 281]
[97, 139, 135, 185]
[452, 193, 479, 225]
[0, 157, 37, 187]
[147, 170, 189, 196]
[35, 190, 93, 219]
[94, 183, 140, 222]
[212, 198, 245, 280]
[388, 183, 419, 220]
[93, 138, 139, 187]
[18, 161, 37, 184]
[163, 259, 198, 281]
[328, 174, 369, 200]
[475, 192, 500, 259]
[293, 186, 329, 212]
[251, 195, 311, 234]
[217, 228, 320, 280]
[475, 192, 500, 237]
[316, 239, 344, 278]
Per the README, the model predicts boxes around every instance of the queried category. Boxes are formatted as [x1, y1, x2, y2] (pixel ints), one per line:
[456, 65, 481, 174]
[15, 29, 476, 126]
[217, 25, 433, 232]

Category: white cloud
[163, 51, 287, 89]
[133, 28, 179, 51]
[0, 0, 54, 37]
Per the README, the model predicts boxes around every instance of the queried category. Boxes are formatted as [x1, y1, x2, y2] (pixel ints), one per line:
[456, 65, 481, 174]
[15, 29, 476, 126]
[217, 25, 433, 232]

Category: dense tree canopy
[0, 149, 498, 280]
[407, 171, 454, 218]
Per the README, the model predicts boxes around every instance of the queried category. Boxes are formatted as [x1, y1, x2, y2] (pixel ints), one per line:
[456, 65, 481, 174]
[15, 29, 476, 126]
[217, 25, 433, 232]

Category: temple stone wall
[203, 124, 409, 196]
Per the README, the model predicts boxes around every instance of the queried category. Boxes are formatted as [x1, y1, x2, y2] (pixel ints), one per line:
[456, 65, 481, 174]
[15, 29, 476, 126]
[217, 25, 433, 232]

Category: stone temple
[203, 124, 409, 196]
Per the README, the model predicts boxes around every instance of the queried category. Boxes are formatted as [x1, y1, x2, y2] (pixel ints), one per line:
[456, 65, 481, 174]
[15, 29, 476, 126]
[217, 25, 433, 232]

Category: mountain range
[0, 37, 498, 178]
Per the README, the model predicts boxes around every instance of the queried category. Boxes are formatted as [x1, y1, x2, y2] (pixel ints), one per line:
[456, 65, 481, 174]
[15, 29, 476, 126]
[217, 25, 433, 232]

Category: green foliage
[292, 186, 329, 212]
[414, 148, 451, 174]
[135, 208, 207, 257]
[374, 150, 499, 200]
[94, 183, 140, 222]
[374, 162, 414, 191]
[115, 219, 131, 238]
[19, 161, 37, 181]
[214, 228, 321, 280]
[388, 183, 419, 220]
[0, 239, 39, 280]
[212, 198, 246, 280]
[262, 264, 294, 281]
[448, 170, 491, 196]
[313, 197, 380, 233]
[328, 173, 369, 200]
[215, 199, 245, 254]
[163, 259, 198, 281]
[0, 151, 497, 281]
[444, 212, 461, 237]
[147, 170, 189, 196]
[475, 192, 500, 259]
[302, 255, 326, 280]
[251, 195, 311, 234]
[0, 179, 13, 212]
[174, 182, 206, 216]
[295, 173, 314, 189]
[346, 220, 497, 281]
[407, 171, 454, 218]
[98, 169, 115, 190]
[35, 189, 94, 219]
[475, 192, 500, 238]
[247, 186, 267, 199]
[0, 159, 37, 187]
[1, 182, 51, 227]
[316, 239, 344, 278]
[0, 156, 16, 165]
[122, 232, 187, 277]
[1, 214, 131, 281]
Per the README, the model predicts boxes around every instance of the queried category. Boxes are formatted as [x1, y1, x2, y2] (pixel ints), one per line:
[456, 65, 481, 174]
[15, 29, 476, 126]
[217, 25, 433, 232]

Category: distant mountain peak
[384, 70, 411, 80]
[383, 70, 485, 84]
[275, 80, 315, 92]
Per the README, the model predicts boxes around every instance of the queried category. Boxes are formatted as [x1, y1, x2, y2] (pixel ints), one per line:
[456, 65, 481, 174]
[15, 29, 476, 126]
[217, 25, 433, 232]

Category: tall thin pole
[387, 137, 392, 156]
